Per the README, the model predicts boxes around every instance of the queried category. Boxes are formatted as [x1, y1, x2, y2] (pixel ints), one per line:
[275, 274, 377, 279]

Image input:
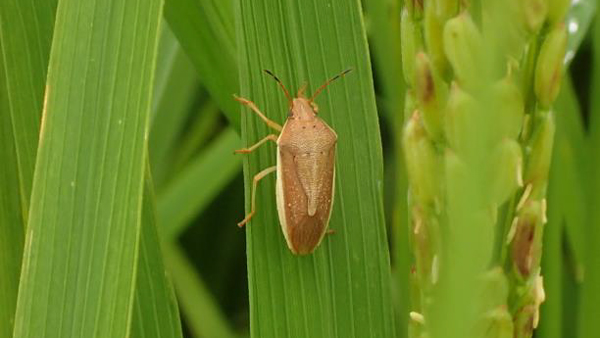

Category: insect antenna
[309, 68, 352, 102]
[263, 69, 293, 106]
[297, 82, 308, 96]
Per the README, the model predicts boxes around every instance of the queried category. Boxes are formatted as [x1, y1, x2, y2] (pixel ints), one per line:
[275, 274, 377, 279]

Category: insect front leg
[238, 166, 277, 227]
[234, 134, 278, 154]
[234, 95, 283, 131]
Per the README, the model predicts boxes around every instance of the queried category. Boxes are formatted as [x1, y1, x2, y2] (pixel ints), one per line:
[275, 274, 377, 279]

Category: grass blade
[0, 44, 25, 338]
[0, 0, 56, 213]
[537, 77, 587, 338]
[564, 0, 596, 65]
[537, 171, 564, 338]
[131, 169, 183, 338]
[169, 101, 220, 174]
[0, 1, 56, 335]
[552, 78, 587, 271]
[579, 13, 600, 338]
[164, 243, 237, 338]
[361, 0, 404, 119]
[236, 0, 395, 336]
[158, 128, 241, 239]
[13, 0, 163, 336]
[361, 0, 410, 334]
[152, 24, 183, 119]
[149, 30, 199, 187]
[164, 0, 239, 129]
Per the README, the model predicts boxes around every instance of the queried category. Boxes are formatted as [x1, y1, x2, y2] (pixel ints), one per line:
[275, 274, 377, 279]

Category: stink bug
[235, 69, 351, 255]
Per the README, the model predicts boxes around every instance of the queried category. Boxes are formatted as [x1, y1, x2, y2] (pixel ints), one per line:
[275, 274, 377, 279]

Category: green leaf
[361, 0, 410, 335]
[158, 128, 241, 239]
[537, 163, 564, 338]
[169, 101, 221, 174]
[152, 23, 184, 119]
[538, 77, 590, 338]
[0, 41, 25, 338]
[564, 0, 596, 65]
[164, 243, 237, 338]
[579, 12, 600, 338]
[236, 0, 395, 336]
[551, 77, 587, 271]
[0, 0, 56, 213]
[13, 0, 164, 336]
[0, 0, 56, 335]
[164, 0, 239, 129]
[149, 26, 199, 187]
[362, 0, 404, 119]
[131, 169, 183, 338]
[536, 78, 588, 338]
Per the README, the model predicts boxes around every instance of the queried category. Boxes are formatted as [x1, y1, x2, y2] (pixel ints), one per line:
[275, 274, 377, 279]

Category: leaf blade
[0, 0, 56, 335]
[0, 0, 56, 211]
[13, 0, 164, 336]
[158, 128, 242, 239]
[564, 0, 596, 65]
[236, 0, 395, 336]
[0, 41, 25, 338]
[164, 0, 239, 129]
[131, 168, 183, 338]
[579, 10, 600, 338]
[149, 31, 199, 187]
[164, 243, 237, 338]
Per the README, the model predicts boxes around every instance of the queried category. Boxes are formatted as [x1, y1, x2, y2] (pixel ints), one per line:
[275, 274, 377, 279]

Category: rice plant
[0, 0, 598, 337]
[401, 1, 568, 337]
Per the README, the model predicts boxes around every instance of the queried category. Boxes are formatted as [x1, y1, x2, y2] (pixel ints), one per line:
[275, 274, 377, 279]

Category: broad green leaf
[131, 169, 183, 338]
[158, 128, 241, 239]
[236, 0, 395, 336]
[164, 243, 236, 338]
[13, 0, 163, 336]
[579, 13, 600, 338]
[0, 0, 56, 335]
[164, 0, 239, 129]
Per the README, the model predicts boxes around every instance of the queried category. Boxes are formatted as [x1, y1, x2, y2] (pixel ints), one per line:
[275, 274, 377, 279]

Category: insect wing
[276, 120, 336, 254]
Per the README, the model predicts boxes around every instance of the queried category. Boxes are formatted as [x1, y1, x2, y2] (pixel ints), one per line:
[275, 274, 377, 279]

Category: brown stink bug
[234, 69, 351, 255]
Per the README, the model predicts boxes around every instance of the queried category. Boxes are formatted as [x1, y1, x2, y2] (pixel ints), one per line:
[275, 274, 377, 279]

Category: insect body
[235, 69, 351, 255]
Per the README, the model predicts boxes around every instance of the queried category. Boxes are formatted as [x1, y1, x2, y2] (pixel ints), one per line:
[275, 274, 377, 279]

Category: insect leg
[234, 134, 278, 154]
[238, 166, 277, 227]
[234, 95, 283, 131]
